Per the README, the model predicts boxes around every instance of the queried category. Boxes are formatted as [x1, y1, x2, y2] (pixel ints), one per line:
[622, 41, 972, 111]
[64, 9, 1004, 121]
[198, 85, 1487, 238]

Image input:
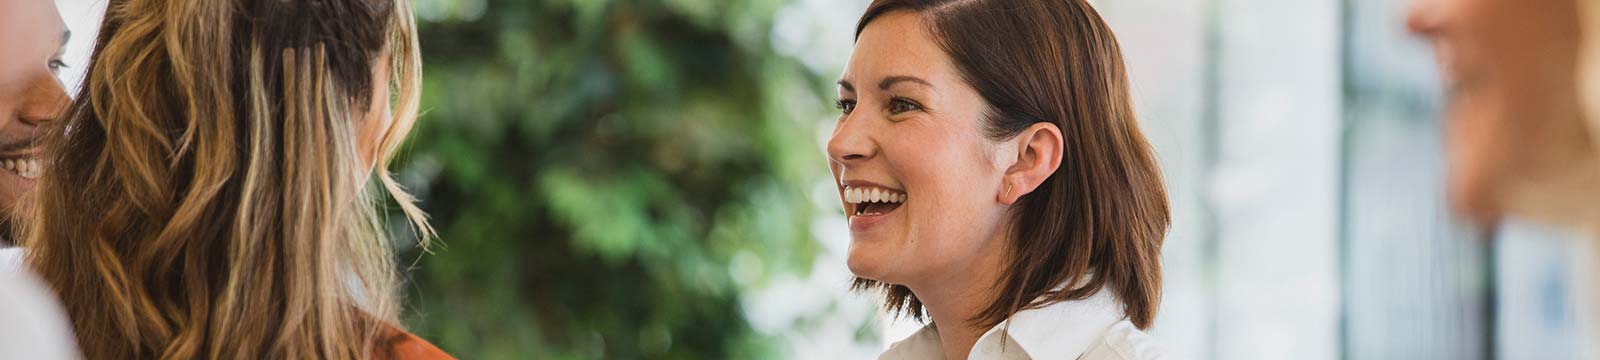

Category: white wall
[1093, 0, 1212, 357]
[1101, 0, 1345, 358]
[1208, 0, 1345, 356]
[53, 0, 104, 94]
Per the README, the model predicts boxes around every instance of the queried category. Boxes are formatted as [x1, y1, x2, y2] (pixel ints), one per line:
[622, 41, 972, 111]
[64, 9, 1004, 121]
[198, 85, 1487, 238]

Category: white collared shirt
[878, 287, 1166, 359]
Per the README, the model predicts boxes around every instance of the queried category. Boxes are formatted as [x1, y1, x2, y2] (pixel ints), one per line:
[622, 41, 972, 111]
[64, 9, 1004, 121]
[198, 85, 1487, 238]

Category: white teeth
[842, 186, 907, 204]
[1, 158, 40, 179]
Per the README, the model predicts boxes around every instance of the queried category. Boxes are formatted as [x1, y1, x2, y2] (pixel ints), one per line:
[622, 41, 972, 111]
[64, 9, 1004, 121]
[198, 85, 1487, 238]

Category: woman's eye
[835, 99, 856, 115]
[48, 59, 68, 73]
[888, 98, 921, 114]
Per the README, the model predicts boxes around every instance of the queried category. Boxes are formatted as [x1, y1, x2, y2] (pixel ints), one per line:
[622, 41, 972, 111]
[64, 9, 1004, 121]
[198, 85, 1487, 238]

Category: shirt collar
[981, 285, 1126, 358]
[880, 284, 1128, 359]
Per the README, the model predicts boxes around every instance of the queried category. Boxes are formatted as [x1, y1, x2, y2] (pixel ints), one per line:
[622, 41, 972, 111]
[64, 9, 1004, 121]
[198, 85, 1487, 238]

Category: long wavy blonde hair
[22, 0, 431, 358]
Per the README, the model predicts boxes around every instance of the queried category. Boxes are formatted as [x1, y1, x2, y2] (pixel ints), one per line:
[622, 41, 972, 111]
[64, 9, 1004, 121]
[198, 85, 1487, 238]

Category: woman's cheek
[1582, 0, 1600, 158]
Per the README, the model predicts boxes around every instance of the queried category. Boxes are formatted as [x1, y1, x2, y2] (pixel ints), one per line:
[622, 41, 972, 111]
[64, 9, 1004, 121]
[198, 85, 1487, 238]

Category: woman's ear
[1000, 122, 1064, 204]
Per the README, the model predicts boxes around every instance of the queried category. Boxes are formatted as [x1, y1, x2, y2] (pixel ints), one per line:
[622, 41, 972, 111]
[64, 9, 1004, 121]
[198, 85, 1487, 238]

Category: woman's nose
[18, 75, 69, 126]
[826, 115, 876, 165]
[1405, 0, 1444, 38]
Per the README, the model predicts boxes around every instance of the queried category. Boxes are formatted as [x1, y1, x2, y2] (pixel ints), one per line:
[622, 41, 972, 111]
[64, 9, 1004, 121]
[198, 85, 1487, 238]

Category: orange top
[377, 326, 455, 360]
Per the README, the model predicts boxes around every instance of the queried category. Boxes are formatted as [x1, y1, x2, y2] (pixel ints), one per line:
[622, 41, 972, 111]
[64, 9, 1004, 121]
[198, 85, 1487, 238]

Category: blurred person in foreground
[0, 0, 81, 358]
[1408, 0, 1600, 232]
[828, 0, 1169, 358]
[19, 0, 450, 358]
[1409, 0, 1600, 348]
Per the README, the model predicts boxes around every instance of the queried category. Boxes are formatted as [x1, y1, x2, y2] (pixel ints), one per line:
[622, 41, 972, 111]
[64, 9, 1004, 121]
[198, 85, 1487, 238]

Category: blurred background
[50, 0, 1598, 359]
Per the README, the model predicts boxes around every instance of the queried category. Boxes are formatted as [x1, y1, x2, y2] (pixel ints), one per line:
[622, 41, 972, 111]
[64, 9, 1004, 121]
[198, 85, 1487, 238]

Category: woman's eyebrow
[836, 79, 855, 93]
[879, 75, 931, 90]
[57, 29, 71, 51]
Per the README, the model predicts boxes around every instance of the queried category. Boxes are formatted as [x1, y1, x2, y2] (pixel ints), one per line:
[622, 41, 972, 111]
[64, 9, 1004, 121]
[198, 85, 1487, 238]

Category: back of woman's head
[24, 0, 428, 358]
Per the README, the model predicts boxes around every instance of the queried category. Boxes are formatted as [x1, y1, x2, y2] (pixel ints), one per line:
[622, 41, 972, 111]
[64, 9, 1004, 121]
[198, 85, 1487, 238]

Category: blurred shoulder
[377, 326, 454, 360]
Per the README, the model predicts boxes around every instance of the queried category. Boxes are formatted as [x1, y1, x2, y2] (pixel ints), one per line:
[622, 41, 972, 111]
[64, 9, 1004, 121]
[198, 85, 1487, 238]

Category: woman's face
[0, 0, 68, 227]
[1408, 0, 1600, 224]
[829, 11, 1013, 287]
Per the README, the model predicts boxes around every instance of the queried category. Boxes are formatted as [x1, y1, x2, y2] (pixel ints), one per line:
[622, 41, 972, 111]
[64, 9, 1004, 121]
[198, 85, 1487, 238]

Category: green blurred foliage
[396, 0, 833, 358]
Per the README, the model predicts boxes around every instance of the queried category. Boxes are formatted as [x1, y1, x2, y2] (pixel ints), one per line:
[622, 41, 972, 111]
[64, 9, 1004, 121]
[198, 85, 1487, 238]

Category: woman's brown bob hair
[850, 0, 1170, 329]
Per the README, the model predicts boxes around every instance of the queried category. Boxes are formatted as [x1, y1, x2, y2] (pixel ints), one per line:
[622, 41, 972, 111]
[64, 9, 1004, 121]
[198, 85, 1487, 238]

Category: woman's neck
[906, 230, 1012, 360]
[917, 282, 992, 360]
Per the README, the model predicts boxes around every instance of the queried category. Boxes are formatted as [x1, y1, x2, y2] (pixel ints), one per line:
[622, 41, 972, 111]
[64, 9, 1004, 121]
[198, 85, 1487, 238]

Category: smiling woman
[0, 0, 78, 358]
[0, 0, 69, 245]
[827, 0, 1169, 359]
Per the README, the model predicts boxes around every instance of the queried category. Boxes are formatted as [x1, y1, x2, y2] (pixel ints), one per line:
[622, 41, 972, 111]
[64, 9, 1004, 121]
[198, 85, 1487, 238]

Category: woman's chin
[845, 243, 899, 283]
[1499, 160, 1600, 227]
[0, 169, 35, 221]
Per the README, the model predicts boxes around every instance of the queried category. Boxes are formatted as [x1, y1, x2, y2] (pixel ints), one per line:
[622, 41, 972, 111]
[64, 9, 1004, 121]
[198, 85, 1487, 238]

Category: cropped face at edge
[1409, 0, 1600, 226]
[0, 0, 70, 229]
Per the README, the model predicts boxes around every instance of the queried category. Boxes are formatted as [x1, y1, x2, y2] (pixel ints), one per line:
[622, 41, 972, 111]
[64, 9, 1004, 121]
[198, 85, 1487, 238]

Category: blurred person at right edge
[1409, 0, 1600, 344]
[1408, 0, 1600, 239]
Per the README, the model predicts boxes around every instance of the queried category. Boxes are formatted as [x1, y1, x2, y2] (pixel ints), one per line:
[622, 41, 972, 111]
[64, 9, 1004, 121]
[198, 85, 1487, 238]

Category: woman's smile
[840, 180, 907, 232]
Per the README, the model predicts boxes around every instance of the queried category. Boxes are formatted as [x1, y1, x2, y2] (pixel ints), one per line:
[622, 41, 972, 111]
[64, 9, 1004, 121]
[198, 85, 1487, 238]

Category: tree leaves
[398, 0, 832, 357]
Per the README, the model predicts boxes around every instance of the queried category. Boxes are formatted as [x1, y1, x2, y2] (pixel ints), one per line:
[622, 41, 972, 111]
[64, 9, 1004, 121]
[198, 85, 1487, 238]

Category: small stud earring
[1003, 183, 1014, 200]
